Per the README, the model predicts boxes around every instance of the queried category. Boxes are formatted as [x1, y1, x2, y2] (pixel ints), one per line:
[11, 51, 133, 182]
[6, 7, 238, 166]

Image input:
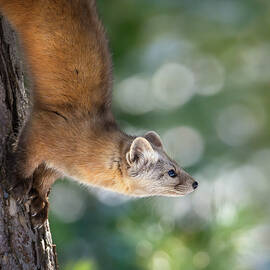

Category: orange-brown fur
[0, 0, 197, 228]
[0, 0, 134, 227]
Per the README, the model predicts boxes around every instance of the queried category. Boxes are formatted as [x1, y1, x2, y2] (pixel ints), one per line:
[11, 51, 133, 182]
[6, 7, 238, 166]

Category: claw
[16, 197, 23, 204]
[28, 193, 38, 200]
[7, 186, 14, 192]
[33, 223, 41, 230]
[38, 223, 44, 229]
[31, 212, 38, 217]
[32, 217, 46, 229]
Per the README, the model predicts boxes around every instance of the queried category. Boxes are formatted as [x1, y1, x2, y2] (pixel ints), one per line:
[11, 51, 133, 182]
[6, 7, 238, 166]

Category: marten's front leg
[9, 145, 60, 228]
[8, 112, 62, 227]
[8, 123, 42, 202]
[29, 164, 60, 228]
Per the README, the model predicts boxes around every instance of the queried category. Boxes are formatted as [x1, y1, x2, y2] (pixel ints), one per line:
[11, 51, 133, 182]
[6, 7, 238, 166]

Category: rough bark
[0, 16, 58, 270]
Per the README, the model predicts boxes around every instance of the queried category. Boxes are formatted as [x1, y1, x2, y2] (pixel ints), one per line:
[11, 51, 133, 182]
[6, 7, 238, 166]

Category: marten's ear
[144, 131, 163, 149]
[126, 137, 157, 166]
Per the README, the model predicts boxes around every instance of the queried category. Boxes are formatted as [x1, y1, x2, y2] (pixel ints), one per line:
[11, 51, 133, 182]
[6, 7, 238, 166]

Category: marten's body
[0, 0, 197, 228]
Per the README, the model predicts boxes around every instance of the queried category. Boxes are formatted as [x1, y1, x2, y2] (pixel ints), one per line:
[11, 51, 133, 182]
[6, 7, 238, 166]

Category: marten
[0, 0, 198, 228]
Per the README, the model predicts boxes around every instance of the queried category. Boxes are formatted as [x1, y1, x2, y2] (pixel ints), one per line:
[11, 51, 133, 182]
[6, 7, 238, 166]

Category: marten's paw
[8, 175, 33, 203]
[29, 189, 49, 229]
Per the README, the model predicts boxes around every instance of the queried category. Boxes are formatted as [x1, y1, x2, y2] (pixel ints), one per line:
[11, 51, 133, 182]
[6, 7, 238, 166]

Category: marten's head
[123, 131, 198, 197]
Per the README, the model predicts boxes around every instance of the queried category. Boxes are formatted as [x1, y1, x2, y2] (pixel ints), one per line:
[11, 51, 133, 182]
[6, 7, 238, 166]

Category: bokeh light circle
[216, 104, 263, 146]
[163, 126, 204, 167]
[192, 56, 225, 96]
[152, 63, 195, 109]
[115, 76, 154, 115]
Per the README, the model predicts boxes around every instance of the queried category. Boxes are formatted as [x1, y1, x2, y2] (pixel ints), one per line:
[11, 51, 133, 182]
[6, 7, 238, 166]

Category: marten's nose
[192, 181, 198, 190]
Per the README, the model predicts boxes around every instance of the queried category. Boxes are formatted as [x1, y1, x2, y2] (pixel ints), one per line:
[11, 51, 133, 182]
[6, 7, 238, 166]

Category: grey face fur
[126, 131, 198, 197]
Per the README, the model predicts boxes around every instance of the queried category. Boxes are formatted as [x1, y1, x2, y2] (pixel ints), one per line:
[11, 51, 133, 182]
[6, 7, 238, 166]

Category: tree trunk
[0, 16, 58, 270]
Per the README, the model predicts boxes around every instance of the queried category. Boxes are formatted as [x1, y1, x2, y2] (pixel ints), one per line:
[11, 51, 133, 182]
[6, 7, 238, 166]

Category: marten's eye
[168, 169, 177, 178]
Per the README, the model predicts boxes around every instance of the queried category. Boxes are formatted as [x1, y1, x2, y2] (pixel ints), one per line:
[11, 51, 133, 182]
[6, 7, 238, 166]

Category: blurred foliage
[49, 0, 270, 269]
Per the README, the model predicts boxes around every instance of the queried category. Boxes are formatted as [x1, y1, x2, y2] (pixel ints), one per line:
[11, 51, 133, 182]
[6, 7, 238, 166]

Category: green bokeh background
[49, 0, 270, 269]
